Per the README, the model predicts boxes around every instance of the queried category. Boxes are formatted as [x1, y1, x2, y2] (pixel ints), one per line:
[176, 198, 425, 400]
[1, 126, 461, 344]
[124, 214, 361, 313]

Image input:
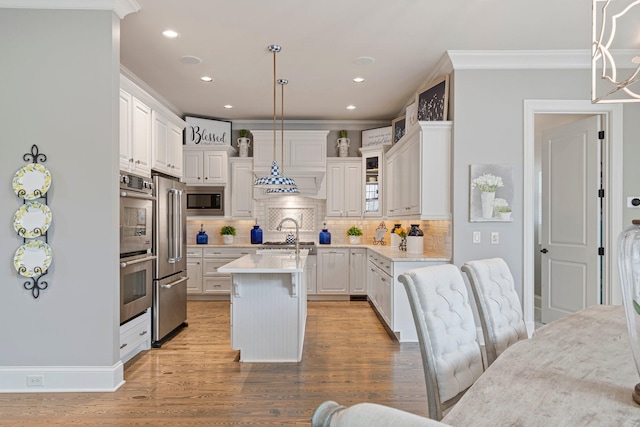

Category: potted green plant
[337, 130, 350, 157]
[237, 129, 251, 157]
[346, 225, 363, 245]
[220, 225, 236, 245]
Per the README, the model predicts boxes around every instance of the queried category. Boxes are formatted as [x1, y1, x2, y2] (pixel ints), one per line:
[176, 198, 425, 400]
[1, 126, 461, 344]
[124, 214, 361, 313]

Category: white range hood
[251, 130, 329, 199]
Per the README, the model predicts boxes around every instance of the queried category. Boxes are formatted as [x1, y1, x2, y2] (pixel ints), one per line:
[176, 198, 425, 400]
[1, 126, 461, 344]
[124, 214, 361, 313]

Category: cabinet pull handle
[139, 330, 148, 336]
[120, 343, 127, 349]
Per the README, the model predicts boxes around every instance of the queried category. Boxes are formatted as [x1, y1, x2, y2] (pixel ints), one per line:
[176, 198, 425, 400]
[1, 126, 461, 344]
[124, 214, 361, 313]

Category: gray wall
[452, 68, 640, 304]
[0, 10, 120, 366]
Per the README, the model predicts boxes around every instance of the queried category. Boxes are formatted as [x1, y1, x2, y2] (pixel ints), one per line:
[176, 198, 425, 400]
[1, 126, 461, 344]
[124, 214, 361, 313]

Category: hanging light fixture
[266, 78, 300, 194]
[253, 45, 299, 193]
[592, 0, 640, 103]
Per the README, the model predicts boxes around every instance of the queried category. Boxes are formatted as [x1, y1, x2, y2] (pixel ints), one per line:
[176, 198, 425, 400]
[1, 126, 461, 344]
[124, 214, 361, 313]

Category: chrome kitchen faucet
[276, 217, 300, 256]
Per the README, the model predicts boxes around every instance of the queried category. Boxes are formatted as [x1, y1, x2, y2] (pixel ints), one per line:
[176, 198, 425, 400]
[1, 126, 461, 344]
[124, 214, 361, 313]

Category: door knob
[540, 248, 548, 254]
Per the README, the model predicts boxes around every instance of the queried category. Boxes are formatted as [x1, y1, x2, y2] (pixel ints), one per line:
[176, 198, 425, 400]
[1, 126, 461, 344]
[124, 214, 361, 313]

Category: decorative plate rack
[12, 145, 52, 298]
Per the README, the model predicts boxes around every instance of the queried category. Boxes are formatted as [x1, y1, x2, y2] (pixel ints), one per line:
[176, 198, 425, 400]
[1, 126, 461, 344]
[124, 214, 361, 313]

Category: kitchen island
[218, 250, 308, 362]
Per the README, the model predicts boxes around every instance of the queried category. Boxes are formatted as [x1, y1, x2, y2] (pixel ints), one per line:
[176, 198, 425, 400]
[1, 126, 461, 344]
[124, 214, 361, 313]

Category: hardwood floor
[0, 301, 428, 426]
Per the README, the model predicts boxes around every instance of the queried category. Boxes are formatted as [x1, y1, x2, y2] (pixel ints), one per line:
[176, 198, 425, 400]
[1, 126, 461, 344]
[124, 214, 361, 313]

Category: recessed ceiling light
[353, 56, 375, 66]
[353, 77, 365, 83]
[162, 29, 179, 39]
[224, 105, 233, 109]
[200, 76, 213, 82]
[346, 105, 356, 110]
[179, 55, 201, 65]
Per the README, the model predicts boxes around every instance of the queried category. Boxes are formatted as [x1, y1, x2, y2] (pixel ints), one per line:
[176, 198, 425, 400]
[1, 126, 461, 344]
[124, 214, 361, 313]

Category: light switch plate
[472, 231, 481, 244]
[491, 232, 499, 244]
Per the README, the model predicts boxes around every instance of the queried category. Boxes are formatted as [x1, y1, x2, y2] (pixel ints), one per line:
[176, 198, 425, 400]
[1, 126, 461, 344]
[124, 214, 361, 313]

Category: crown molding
[0, 0, 140, 19]
[447, 50, 591, 70]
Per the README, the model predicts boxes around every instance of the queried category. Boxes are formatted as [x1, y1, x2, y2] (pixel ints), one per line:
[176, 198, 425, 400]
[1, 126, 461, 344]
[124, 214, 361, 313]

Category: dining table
[442, 304, 640, 426]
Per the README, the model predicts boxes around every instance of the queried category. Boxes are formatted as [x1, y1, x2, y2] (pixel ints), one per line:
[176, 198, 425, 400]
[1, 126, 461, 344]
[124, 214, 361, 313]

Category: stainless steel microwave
[185, 186, 224, 216]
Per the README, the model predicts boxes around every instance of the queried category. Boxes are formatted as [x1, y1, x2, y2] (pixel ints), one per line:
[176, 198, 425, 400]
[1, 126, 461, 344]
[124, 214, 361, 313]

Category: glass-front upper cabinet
[359, 146, 385, 218]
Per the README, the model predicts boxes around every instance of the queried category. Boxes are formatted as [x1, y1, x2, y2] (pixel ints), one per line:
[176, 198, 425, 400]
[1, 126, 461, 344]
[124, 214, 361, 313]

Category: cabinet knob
[129, 158, 134, 162]
[197, 177, 201, 180]
[167, 164, 171, 168]
[204, 177, 208, 180]
[135, 160, 141, 164]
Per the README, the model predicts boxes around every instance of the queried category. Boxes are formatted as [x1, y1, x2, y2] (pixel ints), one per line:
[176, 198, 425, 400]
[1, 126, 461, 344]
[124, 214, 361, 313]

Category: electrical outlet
[26, 375, 44, 386]
[491, 232, 499, 244]
[472, 231, 481, 244]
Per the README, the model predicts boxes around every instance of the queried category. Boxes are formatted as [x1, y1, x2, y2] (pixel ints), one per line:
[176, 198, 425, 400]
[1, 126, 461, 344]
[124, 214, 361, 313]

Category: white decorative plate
[13, 163, 52, 200]
[13, 201, 52, 238]
[14, 240, 53, 277]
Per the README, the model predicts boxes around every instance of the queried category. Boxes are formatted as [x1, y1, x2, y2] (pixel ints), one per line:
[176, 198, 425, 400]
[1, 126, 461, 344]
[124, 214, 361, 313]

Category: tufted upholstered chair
[311, 400, 452, 427]
[398, 264, 484, 421]
[461, 258, 528, 367]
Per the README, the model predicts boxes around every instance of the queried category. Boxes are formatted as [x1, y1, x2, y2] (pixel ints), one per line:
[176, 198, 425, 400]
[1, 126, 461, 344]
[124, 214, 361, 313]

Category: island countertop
[218, 249, 309, 274]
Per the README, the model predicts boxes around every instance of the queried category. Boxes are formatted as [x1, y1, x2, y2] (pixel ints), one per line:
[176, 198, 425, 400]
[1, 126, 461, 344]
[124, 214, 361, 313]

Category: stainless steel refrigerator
[152, 174, 188, 347]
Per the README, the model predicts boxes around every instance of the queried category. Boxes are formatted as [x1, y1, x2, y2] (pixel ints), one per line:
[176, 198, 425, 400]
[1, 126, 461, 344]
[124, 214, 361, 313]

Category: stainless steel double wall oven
[119, 173, 155, 324]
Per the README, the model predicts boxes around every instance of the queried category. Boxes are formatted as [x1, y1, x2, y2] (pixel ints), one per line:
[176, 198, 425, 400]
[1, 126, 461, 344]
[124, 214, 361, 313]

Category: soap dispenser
[196, 224, 209, 245]
[251, 219, 263, 244]
[319, 222, 331, 245]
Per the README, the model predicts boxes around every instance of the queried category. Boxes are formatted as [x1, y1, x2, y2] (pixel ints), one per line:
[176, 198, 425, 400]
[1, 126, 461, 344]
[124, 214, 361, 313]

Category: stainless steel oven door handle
[160, 276, 188, 289]
[120, 255, 157, 268]
[120, 190, 156, 201]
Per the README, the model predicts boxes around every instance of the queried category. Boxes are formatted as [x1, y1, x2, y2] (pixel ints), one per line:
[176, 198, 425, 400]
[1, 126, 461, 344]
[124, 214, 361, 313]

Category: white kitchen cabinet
[359, 146, 386, 218]
[349, 248, 367, 295]
[385, 122, 451, 219]
[367, 249, 447, 342]
[186, 247, 203, 294]
[230, 158, 254, 218]
[183, 149, 228, 185]
[187, 246, 256, 299]
[151, 110, 184, 178]
[119, 308, 151, 364]
[119, 88, 152, 177]
[316, 248, 349, 294]
[326, 158, 362, 217]
[306, 254, 317, 295]
[252, 130, 328, 169]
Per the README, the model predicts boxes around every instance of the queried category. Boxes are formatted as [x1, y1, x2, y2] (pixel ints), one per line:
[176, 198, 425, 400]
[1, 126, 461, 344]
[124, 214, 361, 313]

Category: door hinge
[598, 247, 605, 256]
[598, 130, 605, 140]
[598, 189, 605, 198]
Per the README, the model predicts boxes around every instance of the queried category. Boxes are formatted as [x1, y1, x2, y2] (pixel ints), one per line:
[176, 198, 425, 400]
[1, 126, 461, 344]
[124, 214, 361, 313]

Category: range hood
[253, 169, 326, 199]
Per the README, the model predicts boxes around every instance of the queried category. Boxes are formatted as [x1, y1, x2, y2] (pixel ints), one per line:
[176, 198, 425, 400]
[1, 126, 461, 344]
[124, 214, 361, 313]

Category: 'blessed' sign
[185, 116, 231, 146]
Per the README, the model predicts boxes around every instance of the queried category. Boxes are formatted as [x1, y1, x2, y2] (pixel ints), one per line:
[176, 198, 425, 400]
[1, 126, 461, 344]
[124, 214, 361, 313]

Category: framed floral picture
[392, 115, 406, 144]
[416, 75, 449, 121]
[469, 164, 514, 222]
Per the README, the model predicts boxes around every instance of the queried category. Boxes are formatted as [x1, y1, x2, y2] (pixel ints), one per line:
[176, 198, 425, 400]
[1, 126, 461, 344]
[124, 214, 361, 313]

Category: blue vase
[319, 228, 331, 245]
[196, 230, 208, 245]
[251, 225, 263, 244]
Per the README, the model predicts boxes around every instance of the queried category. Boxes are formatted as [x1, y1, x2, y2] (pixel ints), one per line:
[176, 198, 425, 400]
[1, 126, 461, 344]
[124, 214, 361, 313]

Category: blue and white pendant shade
[253, 160, 298, 190]
[266, 186, 300, 194]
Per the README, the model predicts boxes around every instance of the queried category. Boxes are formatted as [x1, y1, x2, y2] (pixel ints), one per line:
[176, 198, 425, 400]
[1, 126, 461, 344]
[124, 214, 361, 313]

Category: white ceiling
[120, 0, 590, 121]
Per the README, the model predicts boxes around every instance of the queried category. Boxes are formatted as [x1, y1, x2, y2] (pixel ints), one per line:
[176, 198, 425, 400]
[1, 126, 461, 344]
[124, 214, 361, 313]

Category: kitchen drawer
[120, 309, 151, 363]
[203, 258, 236, 276]
[204, 276, 231, 294]
[187, 247, 203, 257]
[368, 252, 392, 276]
[203, 247, 255, 257]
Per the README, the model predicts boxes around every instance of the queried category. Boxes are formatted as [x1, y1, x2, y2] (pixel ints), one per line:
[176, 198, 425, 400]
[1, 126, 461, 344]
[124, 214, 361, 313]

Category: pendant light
[253, 45, 299, 193]
[266, 78, 299, 194]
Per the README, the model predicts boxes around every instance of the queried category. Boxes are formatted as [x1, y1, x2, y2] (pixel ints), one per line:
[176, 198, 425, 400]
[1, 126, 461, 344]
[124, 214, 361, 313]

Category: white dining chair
[398, 264, 484, 421]
[461, 258, 527, 367]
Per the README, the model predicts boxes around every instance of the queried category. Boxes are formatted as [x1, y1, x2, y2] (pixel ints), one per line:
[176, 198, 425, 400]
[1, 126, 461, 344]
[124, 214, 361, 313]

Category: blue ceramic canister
[197, 224, 208, 245]
[319, 223, 331, 245]
[251, 223, 263, 244]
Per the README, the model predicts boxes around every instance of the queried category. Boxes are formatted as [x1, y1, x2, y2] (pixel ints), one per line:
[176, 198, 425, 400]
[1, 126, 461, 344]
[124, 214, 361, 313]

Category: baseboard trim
[0, 363, 125, 393]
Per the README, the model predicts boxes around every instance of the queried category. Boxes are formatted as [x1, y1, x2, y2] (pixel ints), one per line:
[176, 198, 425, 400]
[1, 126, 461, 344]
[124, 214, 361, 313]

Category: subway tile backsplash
[187, 207, 451, 257]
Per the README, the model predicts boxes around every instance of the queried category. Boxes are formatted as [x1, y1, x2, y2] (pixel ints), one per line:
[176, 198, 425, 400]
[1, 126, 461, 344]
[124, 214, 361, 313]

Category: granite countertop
[217, 249, 309, 273]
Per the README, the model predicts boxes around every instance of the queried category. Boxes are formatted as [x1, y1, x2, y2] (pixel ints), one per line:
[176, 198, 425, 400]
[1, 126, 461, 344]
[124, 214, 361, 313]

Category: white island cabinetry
[187, 246, 256, 299]
[219, 251, 308, 362]
[316, 248, 349, 295]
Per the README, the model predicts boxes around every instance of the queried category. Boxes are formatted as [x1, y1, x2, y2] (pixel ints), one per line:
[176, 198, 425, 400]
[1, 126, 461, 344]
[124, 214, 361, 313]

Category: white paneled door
[541, 116, 601, 323]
